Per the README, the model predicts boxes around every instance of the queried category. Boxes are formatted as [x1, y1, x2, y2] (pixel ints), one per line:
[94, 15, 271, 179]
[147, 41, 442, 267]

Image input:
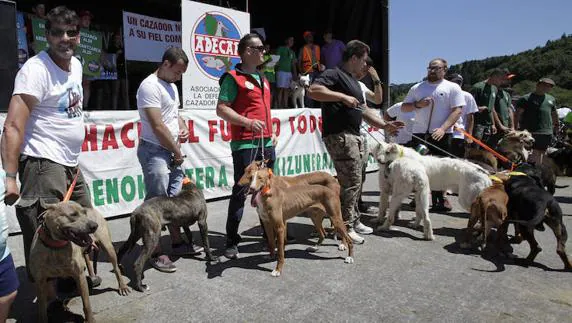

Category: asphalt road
[6, 174, 572, 323]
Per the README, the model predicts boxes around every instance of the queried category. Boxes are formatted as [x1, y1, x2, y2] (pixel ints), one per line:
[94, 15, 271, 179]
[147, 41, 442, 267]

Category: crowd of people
[2, 4, 571, 322]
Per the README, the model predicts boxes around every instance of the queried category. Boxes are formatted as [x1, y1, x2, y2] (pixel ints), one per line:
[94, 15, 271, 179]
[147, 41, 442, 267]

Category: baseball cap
[538, 77, 555, 86]
[303, 31, 313, 38]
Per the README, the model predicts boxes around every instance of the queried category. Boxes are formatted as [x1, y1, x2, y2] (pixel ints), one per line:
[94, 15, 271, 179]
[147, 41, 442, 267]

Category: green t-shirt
[471, 81, 497, 126]
[275, 46, 295, 73]
[218, 73, 273, 151]
[494, 88, 512, 127]
[516, 93, 556, 134]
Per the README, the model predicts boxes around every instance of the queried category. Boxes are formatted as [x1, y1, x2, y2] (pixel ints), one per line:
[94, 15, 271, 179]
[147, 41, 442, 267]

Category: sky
[389, 0, 572, 84]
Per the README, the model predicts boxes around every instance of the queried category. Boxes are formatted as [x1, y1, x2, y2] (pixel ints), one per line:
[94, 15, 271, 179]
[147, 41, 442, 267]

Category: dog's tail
[555, 184, 569, 189]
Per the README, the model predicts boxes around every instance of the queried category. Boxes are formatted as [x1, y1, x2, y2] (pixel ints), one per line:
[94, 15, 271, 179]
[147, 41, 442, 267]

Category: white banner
[1, 109, 384, 233]
[122, 11, 182, 62]
[181, 0, 250, 109]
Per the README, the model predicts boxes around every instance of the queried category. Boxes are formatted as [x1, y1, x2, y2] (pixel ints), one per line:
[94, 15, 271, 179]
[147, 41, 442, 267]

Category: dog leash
[453, 126, 516, 170]
[63, 168, 81, 202]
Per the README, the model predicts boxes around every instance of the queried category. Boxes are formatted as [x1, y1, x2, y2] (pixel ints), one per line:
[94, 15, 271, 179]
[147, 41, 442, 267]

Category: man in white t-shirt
[446, 73, 479, 157]
[384, 102, 415, 145]
[401, 58, 465, 212]
[1, 6, 97, 308]
[136, 47, 193, 273]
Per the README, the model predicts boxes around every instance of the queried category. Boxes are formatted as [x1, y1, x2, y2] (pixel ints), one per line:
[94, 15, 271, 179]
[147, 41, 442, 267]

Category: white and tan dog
[290, 74, 310, 109]
[373, 141, 493, 213]
[496, 129, 535, 164]
[372, 144, 433, 240]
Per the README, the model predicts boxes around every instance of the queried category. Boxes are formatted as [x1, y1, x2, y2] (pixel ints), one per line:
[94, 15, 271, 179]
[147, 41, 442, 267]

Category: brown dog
[238, 166, 354, 277]
[465, 147, 498, 171]
[29, 201, 130, 323]
[497, 130, 535, 164]
[461, 177, 509, 250]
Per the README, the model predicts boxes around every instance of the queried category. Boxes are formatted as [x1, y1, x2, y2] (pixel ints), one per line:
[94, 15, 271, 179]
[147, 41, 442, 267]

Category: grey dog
[116, 180, 218, 292]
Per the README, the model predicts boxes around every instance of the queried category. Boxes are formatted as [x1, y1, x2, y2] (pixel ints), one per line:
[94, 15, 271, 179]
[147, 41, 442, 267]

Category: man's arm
[432, 107, 462, 141]
[367, 67, 383, 105]
[363, 107, 404, 136]
[143, 108, 183, 160]
[307, 84, 358, 107]
[1, 94, 37, 205]
[178, 116, 189, 141]
[551, 107, 560, 135]
[492, 109, 507, 132]
[465, 113, 474, 143]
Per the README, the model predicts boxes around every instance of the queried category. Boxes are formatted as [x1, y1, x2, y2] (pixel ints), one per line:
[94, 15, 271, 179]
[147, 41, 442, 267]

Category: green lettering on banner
[185, 169, 194, 181]
[195, 168, 204, 189]
[218, 166, 228, 187]
[121, 176, 136, 202]
[287, 156, 294, 175]
[303, 155, 311, 173]
[105, 178, 119, 204]
[205, 167, 215, 188]
[137, 175, 146, 199]
[316, 154, 322, 170]
[92, 180, 105, 206]
[294, 155, 302, 173]
[274, 158, 281, 175]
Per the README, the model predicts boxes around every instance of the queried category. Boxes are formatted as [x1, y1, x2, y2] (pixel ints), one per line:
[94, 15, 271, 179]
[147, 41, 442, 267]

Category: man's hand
[178, 127, 189, 142]
[498, 125, 510, 134]
[383, 120, 405, 136]
[341, 95, 359, 109]
[171, 152, 185, 167]
[368, 66, 380, 80]
[5, 178, 20, 206]
[465, 137, 473, 144]
[249, 119, 265, 133]
[415, 97, 432, 108]
[432, 127, 446, 141]
[491, 125, 497, 135]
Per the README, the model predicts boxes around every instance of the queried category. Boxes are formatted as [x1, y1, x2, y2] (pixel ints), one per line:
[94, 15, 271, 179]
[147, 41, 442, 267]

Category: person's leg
[0, 254, 18, 322]
[324, 133, 364, 243]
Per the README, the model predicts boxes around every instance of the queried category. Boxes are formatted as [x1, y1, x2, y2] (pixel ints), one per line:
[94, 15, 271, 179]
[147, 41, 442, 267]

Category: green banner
[31, 17, 103, 78]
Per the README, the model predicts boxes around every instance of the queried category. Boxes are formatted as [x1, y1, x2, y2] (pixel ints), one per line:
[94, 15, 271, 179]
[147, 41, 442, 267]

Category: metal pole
[381, 0, 389, 110]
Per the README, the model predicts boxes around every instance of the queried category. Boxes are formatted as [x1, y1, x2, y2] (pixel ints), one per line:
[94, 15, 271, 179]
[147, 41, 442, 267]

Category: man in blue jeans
[217, 33, 277, 259]
[0, 170, 18, 322]
[136, 47, 198, 273]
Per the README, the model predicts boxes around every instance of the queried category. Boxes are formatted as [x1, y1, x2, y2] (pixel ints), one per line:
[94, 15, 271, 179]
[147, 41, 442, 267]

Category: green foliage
[391, 34, 572, 107]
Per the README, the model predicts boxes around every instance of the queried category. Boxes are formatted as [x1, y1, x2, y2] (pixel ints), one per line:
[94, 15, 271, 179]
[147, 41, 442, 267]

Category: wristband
[5, 172, 17, 179]
[373, 80, 382, 86]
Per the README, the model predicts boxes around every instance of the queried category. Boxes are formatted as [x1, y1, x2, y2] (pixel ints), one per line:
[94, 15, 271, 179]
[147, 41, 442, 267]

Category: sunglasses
[248, 45, 266, 52]
[427, 66, 445, 72]
[48, 28, 80, 38]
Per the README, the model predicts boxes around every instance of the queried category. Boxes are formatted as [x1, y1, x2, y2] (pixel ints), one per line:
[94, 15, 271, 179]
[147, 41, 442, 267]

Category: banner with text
[122, 11, 182, 62]
[31, 18, 104, 78]
[16, 12, 29, 68]
[0, 109, 384, 233]
[181, 1, 250, 109]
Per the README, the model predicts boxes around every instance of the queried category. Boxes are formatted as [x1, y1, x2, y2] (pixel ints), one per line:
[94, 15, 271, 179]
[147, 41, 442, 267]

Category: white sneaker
[348, 229, 365, 244]
[354, 221, 373, 235]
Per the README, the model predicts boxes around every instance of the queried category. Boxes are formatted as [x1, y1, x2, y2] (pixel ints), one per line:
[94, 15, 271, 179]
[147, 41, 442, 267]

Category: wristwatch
[5, 172, 17, 179]
[373, 79, 383, 86]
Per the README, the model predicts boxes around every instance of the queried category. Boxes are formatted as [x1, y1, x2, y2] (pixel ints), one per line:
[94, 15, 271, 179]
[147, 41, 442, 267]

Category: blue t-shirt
[0, 169, 11, 261]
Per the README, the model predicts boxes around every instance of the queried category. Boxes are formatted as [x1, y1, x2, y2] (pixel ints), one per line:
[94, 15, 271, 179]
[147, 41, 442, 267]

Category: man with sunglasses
[401, 58, 465, 212]
[1, 5, 95, 314]
[217, 33, 277, 259]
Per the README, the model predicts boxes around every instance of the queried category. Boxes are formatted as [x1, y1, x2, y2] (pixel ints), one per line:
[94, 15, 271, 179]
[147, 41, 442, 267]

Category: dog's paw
[134, 283, 149, 292]
[425, 233, 435, 241]
[306, 246, 319, 252]
[118, 285, 131, 296]
[344, 256, 354, 264]
[270, 270, 281, 277]
[338, 243, 347, 251]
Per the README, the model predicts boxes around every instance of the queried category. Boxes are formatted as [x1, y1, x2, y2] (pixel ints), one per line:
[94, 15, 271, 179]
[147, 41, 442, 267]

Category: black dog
[117, 180, 218, 291]
[513, 163, 568, 195]
[497, 173, 572, 270]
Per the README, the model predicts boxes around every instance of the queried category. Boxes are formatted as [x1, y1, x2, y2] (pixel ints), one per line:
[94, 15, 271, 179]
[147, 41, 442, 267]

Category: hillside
[391, 34, 572, 107]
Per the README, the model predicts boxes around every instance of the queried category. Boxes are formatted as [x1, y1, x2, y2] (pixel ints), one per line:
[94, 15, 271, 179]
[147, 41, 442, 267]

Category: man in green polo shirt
[490, 74, 516, 147]
[515, 77, 559, 165]
[470, 68, 510, 146]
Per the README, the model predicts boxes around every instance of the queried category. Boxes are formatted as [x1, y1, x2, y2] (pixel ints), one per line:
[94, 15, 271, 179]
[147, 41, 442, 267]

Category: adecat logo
[192, 12, 241, 80]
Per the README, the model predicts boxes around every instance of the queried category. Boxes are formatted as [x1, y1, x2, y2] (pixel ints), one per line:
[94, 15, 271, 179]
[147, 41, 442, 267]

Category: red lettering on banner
[318, 117, 323, 132]
[186, 120, 200, 143]
[368, 126, 379, 132]
[102, 125, 119, 150]
[82, 125, 98, 152]
[220, 120, 232, 141]
[271, 118, 280, 137]
[297, 116, 307, 134]
[121, 122, 135, 148]
[288, 116, 296, 134]
[309, 115, 317, 133]
[208, 120, 218, 142]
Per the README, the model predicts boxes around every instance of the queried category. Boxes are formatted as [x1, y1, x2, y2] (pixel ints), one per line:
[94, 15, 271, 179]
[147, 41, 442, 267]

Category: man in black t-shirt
[308, 40, 402, 244]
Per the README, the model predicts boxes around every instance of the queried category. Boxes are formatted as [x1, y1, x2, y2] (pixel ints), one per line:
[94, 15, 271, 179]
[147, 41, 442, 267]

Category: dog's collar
[37, 225, 69, 249]
[489, 175, 503, 183]
[507, 171, 527, 177]
[398, 146, 404, 158]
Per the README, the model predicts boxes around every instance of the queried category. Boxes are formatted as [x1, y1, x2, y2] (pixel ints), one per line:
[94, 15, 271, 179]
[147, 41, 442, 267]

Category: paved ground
[6, 174, 572, 323]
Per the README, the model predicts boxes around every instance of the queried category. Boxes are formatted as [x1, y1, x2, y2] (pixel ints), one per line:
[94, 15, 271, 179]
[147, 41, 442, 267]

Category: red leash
[454, 126, 516, 170]
[63, 168, 80, 202]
